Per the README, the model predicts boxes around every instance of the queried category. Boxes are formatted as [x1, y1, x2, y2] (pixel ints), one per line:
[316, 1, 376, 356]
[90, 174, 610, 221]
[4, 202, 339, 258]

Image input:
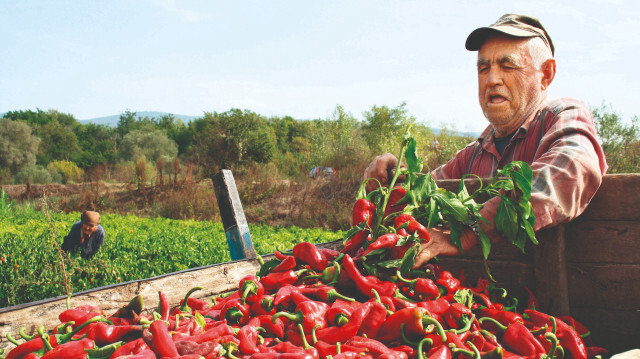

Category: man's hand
[363, 153, 405, 192]
[413, 227, 479, 268]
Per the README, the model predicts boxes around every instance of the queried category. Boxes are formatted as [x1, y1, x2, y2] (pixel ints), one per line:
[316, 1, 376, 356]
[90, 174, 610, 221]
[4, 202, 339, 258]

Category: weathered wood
[566, 262, 640, 310]
[578, 174, 640, 221]
[571, 307, 640, 354]
[533, 225, 570, 316]
[565, 220, 640, 264]
[213, 170, 256, 260]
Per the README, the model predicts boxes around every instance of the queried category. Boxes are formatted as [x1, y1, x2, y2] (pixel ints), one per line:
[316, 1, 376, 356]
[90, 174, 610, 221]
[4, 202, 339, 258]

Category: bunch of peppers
[2, 239, 607, 359]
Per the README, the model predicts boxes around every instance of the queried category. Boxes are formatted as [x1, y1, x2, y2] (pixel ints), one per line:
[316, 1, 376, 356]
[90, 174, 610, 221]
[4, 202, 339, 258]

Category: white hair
[527, 36, 553, 69]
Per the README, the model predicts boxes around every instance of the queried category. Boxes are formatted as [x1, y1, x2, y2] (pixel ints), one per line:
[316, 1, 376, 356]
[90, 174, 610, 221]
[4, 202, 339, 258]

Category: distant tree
[0, 118, 41, 176]
[189, 109, 276, 177]
[47, 160, 85, 184]
[73, 123, 118, 168]
[362, 102, 416, 154]
[120, 129, 179, 163]
[592, 104, 640, 173]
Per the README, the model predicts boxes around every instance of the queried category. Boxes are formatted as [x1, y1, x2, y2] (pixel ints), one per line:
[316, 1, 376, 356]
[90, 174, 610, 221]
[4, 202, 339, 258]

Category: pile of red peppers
[2, 239, 607, 359]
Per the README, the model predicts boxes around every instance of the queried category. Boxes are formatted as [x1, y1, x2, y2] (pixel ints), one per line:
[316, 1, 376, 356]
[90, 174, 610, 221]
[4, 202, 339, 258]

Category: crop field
[0, 205, 342, 308]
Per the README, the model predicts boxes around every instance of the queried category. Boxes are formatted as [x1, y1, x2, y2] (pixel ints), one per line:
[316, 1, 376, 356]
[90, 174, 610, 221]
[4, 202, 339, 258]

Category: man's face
[477, 36, 544, 136]
[81, 222, 96, 237]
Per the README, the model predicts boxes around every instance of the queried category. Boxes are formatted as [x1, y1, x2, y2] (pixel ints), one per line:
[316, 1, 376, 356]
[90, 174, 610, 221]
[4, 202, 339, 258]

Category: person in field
[61, 210, 105, 258]
[364, 14, 607, 267]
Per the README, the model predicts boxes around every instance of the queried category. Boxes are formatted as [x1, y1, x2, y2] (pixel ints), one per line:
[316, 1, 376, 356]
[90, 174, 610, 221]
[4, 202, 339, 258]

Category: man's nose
[486, 67, 503, 87]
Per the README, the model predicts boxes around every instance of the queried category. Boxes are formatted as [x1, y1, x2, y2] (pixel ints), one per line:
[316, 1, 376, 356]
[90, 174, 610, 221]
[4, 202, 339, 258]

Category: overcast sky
[1, 0, 638, 133]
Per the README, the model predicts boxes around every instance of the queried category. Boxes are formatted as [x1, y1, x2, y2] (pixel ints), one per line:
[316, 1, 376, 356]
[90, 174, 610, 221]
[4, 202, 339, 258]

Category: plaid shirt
[433, 97, 608, 231]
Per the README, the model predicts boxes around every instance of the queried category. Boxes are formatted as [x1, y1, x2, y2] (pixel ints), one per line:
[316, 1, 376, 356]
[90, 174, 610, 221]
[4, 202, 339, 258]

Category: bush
[47, 160, 84, 184]
[14, 164, 53, 184]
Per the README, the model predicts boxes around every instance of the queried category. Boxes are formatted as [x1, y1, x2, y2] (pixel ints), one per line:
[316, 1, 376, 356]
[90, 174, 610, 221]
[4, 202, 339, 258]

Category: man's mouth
[488, 94, 507, 104]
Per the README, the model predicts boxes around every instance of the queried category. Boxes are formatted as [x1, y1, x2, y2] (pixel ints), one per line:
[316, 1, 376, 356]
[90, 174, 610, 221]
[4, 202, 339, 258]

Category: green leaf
[399, 244, 419, 277]
[405, 137, 423, 174]
[195, 311, 206, 330]
[448, 216, 464, 251]
[257, 258, 280, 277]
[411, 174, 433, 204]
[453, 288, 474, 308]
[495, 200, 518, 240]
[427, 198, 440, 229]
[432, 190, 468, 222]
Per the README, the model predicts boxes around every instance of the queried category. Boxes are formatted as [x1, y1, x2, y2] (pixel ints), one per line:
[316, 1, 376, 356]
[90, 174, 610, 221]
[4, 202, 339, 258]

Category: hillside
[79, 111, 199, 127]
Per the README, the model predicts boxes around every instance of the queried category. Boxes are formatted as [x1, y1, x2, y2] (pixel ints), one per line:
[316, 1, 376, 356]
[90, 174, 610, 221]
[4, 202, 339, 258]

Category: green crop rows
[0, 205, 342, 308]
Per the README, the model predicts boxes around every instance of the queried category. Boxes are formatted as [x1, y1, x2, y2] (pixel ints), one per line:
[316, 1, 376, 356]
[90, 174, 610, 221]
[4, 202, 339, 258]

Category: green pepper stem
[179, 286, 203, 312]
[423, 314, 447, 342]
[477, 316, 507, 333]
[416, 336, 434, 359]
[4, 333, 20, 346]
[399, 323, 419, 346]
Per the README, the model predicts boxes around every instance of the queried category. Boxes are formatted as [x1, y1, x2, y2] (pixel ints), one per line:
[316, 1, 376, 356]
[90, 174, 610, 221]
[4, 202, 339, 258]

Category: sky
[1, 0, 639, 133]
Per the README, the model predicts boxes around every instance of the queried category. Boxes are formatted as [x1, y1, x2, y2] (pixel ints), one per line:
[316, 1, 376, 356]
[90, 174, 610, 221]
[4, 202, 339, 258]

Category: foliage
[0, 206, 342, 308]
[72, 123, 118, 169]
[592, 104, 640, 173]
[0, 118, 41, 176]
[14, 164, 54, 184]
[362, 102, 416, 154]
[120, 129, 179, 163]
[47, 160, 85, 184]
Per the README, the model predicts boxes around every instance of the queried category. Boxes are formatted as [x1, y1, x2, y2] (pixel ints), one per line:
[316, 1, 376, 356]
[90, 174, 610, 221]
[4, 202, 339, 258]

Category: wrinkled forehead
[477, 36, 531, 63]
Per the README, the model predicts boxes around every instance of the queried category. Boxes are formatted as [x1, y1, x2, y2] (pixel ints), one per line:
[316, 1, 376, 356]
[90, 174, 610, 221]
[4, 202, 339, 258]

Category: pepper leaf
[432, 190, 469, 222]
[399, 243, 419, 277]
[495, 199, 518, 240]
[453, 288, 474, 308]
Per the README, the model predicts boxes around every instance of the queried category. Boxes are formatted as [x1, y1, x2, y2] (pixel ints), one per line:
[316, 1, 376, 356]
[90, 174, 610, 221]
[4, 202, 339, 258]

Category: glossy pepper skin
[352, 198, 375, 226]
[394, 214, 430, 242]
[383, 187, 408, 219]
[85, 322, 143, 346]
[396, 270, 440, 300]
[364, 233, 400, 256]
[149, 320, 179, 357]
[376, 307, 446, 343]
[342, 254, 398, 298]
[220, 298, 251, 325]
[272, 300, 329, 332]
[260, 269, 301, 292]
[41, 338, 94, 359]
[293, 242, 328, 272]
[525, 309, 588, 359]
[341, 230, 370, 256]
[502, 321, 546, 356]
[240, 275, 265, 305]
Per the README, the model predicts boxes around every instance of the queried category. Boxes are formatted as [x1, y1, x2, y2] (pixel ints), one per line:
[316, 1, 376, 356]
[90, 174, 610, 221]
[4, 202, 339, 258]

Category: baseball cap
[465, 14, 554, 55]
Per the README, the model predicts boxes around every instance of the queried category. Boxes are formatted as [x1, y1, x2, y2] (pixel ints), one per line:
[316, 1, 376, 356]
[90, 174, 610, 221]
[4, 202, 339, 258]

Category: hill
[79, 111, 198, 127]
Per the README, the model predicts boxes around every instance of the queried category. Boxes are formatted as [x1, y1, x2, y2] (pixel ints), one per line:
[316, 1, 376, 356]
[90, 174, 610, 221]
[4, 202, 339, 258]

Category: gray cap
[465, 14, 554, 55]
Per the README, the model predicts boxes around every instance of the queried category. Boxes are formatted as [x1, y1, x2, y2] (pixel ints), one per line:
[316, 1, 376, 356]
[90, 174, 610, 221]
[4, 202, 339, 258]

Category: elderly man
[364, 14, 607, 267]
[61, 210, 105, 258]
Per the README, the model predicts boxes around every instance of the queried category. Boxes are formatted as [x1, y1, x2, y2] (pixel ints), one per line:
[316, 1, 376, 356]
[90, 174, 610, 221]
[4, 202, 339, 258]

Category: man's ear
[540, 58, 556, 90]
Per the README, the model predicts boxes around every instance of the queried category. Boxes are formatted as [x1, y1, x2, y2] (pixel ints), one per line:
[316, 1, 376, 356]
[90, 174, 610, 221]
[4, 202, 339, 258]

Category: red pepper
[273, 285, 304, 307]
[344, 336, 392, 357]
[57, 309, 101, 326]
[341, 230, 370, 256]
[248, 314, 286, 339]
[325, 299, 361, 327]
[237, 325, 260, 355]
[363, 233, 399, 255]
[476, 308, 523, 329]
[318, 248, 341, 262]
[376, 307, 446, 343]
[240, 275, 265, 304]
[396, 270, 439, 300]
[173, 286, 204, 315]
[272, 253, 297, 273]
[298, 285, 355, 303]
[250, 294, 276, 315]
[525, 309, 588, 359]
[272, 300, 329, 332]
[174, 340, 221, 357]
[394, 214, 430, 242]
[353, 198, 375, 226]
[110, 337, 150, 358]
[426, 345, 452, 359]
[260, 269, 302, 292]
[149, 320, 179, 357]
[501, 321, 546, 357]
[175, 323, 235, 344]
[246, 352, 315, 359]
[85, 322, 143, 346]
[443, 302, 474, 330]
[41, 338, 94, 359]
[436, 270, 460, 296]
[355, 302, 388, 339]
[417, 297, 450, 316]
[315, 301, 374, 344]
[342, 254, 398, 298]
[383, 187, 408, 219]
[219, 298, 251, 325]
[157, 291, 171, 321]
[293, 242, 328, 272]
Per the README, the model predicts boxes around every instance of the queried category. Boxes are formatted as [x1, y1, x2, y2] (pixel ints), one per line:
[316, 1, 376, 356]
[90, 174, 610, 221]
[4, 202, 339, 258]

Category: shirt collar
[477, 101, 546, 149]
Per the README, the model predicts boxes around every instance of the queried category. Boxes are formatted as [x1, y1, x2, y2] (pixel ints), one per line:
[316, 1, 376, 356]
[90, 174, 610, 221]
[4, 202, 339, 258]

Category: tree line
[0, 102, 638, 186]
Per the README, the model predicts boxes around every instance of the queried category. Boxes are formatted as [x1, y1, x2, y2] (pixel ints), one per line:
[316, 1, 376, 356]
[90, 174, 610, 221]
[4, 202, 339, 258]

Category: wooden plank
[566, 263, 640, 310]
[571, 307, 640, 354]
[565, 220, 640, 264]
[212, 170, 256, 260]
[578, 174, 640, 221]
[534, 225, 570, 316]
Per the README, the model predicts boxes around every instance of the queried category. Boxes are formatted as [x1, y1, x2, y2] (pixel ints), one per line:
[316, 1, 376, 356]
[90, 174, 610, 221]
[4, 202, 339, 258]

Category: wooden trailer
[0, 173, 638, 355]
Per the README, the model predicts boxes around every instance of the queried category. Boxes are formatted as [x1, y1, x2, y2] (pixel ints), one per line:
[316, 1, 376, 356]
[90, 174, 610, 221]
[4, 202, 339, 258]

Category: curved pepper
[240, 275, 265, 305]
[342, 254, 398, 298]
[375, 307, 446, 343]
[396, 270, 439, 300]
[353, 198, 375, 226]
[364, 233, 399, 256]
